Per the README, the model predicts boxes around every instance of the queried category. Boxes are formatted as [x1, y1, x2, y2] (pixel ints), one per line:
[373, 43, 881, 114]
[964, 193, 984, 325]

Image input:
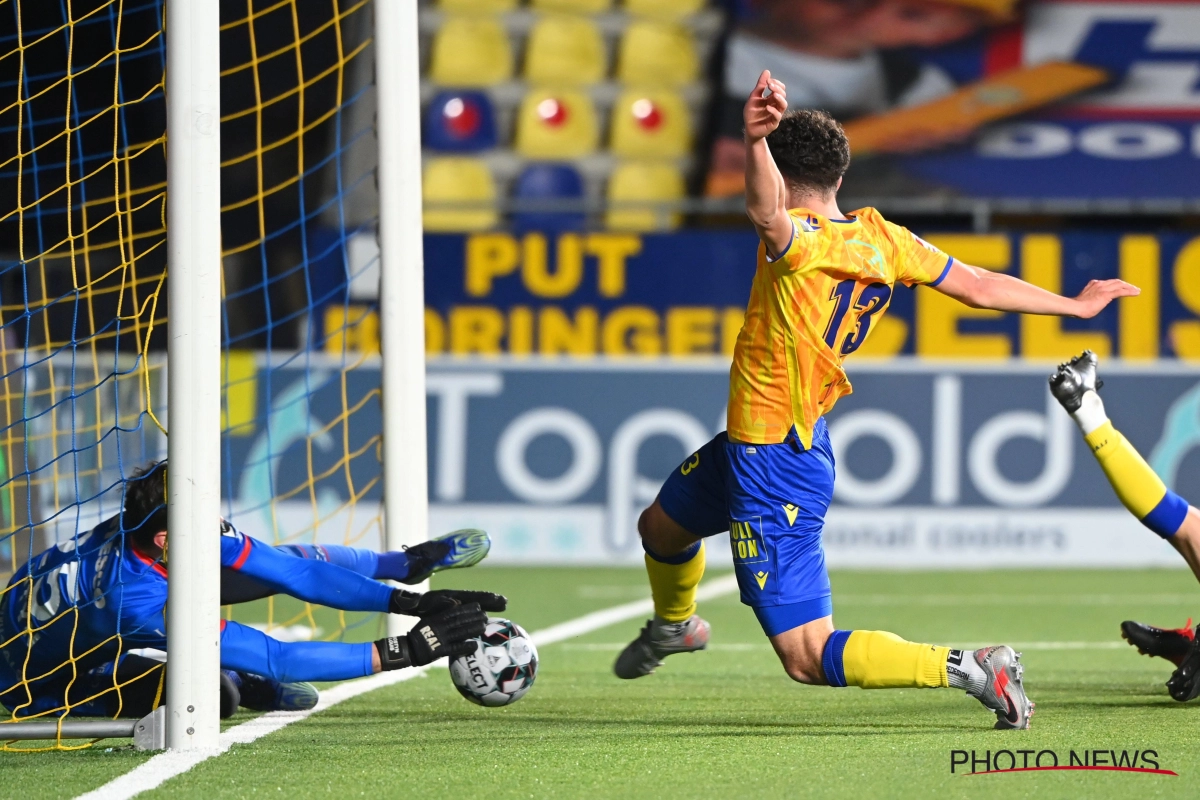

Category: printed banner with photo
[708, 0, 1200, 202]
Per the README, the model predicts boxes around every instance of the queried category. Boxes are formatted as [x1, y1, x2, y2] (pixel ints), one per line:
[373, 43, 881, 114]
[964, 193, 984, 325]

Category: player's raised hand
[389, 588, 508, 616]
[744, 70, 787, 142]
[1072, 279, 1140, 319]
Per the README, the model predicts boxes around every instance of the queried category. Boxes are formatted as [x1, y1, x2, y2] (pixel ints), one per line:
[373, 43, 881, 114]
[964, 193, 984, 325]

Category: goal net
[0, 0, 385, 748]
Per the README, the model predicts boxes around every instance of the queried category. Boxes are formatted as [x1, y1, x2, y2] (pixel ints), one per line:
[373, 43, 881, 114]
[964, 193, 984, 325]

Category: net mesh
[0, 0, 382, 748]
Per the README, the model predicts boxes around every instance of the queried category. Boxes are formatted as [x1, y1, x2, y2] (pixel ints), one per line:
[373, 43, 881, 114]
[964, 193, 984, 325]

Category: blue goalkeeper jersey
[0, 516, 392, 701]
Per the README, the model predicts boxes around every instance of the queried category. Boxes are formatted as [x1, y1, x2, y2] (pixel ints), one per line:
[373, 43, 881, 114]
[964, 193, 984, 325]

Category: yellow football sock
[644, 542, 705, 623]
[1085, 421, 1167, 519]
[841, 630, 949, 689]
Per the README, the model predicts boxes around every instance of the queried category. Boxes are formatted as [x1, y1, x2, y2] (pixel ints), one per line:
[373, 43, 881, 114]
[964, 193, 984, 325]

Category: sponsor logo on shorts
[754, 571, 769, 589]
[729, 518, 768, 565]
[782, 504, 799, 526]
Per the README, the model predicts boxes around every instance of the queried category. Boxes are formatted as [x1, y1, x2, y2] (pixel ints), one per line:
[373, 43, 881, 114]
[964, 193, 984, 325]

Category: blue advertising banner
[212, 355, 1200, 567]
[348, 230, 1200, 362]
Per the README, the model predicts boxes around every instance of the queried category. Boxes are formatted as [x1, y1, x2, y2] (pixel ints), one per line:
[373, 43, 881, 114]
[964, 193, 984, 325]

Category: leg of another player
[612, 500, 711, 680]
[1168, 506, 1200, 582]
[1050, 352, 1196, 580]
[277, 528, 491, 586]
[769, 620, 1034, 728]
[638, 500, 708, 629]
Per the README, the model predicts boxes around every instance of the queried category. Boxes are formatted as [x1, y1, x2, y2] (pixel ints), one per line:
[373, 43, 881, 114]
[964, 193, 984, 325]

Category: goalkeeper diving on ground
[0, 461, 500, 719]
[613, 70, 1139, 730]
[1050, 351, 1200, 703]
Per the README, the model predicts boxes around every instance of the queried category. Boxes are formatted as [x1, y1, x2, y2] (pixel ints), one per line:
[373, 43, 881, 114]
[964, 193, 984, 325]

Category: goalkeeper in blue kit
[0, 461, 501, 719]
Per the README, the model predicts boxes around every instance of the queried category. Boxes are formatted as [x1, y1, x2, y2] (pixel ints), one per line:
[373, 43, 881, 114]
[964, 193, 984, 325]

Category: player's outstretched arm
[743, 69, 793, 259]
[220, 605, 486, 681]
[934, 261, 1139, 318]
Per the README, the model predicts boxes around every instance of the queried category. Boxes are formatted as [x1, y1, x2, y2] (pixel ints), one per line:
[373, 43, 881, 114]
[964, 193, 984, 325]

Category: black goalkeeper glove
[374, 604, 487, 670]
[388, 588, 507, 617]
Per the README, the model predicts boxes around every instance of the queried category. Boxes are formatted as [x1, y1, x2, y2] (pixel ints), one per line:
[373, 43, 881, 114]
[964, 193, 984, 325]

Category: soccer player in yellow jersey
[1050, 351, 1200, 702]
[613, 70, 1139, 730]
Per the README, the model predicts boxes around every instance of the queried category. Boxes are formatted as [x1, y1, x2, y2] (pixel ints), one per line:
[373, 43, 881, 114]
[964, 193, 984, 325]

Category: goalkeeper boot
[1166, 626, 1200, 702]
[969, 646, 1034, 730]
[402, 529, 492, 585]
[1121, 618, 1194, 667]
[231, 671, 319, 712]
[613, 615, 710, 680]
[1049, 350, 1103, 413]
[219, 671, 241, 719]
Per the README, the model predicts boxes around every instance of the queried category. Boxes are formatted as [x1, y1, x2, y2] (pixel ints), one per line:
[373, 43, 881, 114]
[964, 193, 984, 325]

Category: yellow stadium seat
[429, 17, 514, 87]
[438, 0, 518, 10]
[610, 89, 691, 158]
[514, 89, 600, 158]
[624, 0, 706, 19]
[616, 20, 698, 87]
[531, 0, 612, 12]
[525, 15, 607, 86]
[606, 161, 684, 231]
[422, 157, 499, 231]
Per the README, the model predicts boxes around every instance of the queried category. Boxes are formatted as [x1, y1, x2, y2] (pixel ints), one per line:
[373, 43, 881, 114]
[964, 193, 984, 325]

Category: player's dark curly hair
[766, 109, 851, 198]
[123, 460, 167, 550]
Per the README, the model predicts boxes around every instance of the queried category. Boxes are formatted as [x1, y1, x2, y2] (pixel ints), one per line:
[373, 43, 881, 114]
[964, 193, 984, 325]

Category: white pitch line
[79, 574, 740, 800]
[557, 640, 1130, 652]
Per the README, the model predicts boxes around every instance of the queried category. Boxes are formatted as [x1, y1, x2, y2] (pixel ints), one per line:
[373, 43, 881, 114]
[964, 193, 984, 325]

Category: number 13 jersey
[727, 207, 954, 448]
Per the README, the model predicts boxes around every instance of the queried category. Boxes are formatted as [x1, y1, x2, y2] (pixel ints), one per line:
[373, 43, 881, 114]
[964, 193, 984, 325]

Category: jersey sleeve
[219, 619, 375, 682]
[221, 521, 393, 613]
[890, 224, 954, 287]
[765, 211, 837, 276]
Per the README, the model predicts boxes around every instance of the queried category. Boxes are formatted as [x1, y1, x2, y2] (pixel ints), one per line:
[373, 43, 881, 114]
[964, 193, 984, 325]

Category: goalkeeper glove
[374, 604, 487, 670]
[389, 588, 507, 616]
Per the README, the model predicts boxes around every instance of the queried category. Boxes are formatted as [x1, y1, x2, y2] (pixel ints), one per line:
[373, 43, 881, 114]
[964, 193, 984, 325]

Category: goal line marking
[77, 574, 740, 800]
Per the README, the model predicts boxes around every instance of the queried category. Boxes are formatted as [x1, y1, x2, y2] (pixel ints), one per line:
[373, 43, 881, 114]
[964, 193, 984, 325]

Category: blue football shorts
[656, 418, 835, 637]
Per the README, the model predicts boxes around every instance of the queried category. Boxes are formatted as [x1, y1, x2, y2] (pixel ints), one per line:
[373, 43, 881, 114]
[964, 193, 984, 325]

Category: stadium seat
[624, 0, 706, 18]
[438, 0, 518, 10]
[425, 91, 498, 152]
[429, 17, 513, 87]
[422, 157, 499, 231]
[610, 90, 691, 158]
[531, 0, 612, 12]
[606, 161, 684, 231]
[524, 15, 607, 86]
[616, 20, 698, 87]
[514, 89, 599, 159]
[513, 163, 587, 232]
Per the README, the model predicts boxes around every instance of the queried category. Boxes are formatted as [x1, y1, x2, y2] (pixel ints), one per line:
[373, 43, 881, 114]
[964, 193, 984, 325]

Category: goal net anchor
[0, 706, 167, 751]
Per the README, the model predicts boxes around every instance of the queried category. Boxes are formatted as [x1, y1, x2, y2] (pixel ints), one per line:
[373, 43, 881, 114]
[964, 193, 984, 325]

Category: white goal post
[156, 0, 429, 750]
[375, 0, 431, 636]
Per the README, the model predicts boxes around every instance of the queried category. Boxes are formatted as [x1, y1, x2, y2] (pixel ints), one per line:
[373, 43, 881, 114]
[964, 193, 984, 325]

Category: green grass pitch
[3, 567, 1198, 798]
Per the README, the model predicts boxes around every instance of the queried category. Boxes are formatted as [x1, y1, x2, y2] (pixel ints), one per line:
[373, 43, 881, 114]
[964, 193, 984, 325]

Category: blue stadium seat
[513, 163, 586, 232]
[425, 91, 497, 152]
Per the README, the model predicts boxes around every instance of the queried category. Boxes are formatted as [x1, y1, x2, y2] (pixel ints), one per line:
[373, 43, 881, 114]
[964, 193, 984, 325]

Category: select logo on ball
[449, 618, 539, 707]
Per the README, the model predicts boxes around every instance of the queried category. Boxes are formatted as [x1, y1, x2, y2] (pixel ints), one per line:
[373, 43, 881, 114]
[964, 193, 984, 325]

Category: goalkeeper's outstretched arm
[219, 604, 488, 682]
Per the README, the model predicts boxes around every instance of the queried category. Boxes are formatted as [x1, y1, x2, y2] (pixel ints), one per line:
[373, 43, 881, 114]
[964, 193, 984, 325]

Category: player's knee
[637, 504, 671, 552]
[778, 648, 825, 685]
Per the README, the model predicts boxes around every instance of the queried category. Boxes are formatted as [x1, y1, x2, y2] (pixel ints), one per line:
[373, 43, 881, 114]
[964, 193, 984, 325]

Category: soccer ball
[448, 618, 538, 707]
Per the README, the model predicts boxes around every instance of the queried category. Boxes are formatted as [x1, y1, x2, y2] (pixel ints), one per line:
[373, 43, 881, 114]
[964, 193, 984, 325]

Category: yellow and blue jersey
[727, 207, 953, 448]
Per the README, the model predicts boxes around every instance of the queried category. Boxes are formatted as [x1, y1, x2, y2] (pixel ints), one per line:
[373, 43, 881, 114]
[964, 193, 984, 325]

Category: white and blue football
[448, 618, 538, 707]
